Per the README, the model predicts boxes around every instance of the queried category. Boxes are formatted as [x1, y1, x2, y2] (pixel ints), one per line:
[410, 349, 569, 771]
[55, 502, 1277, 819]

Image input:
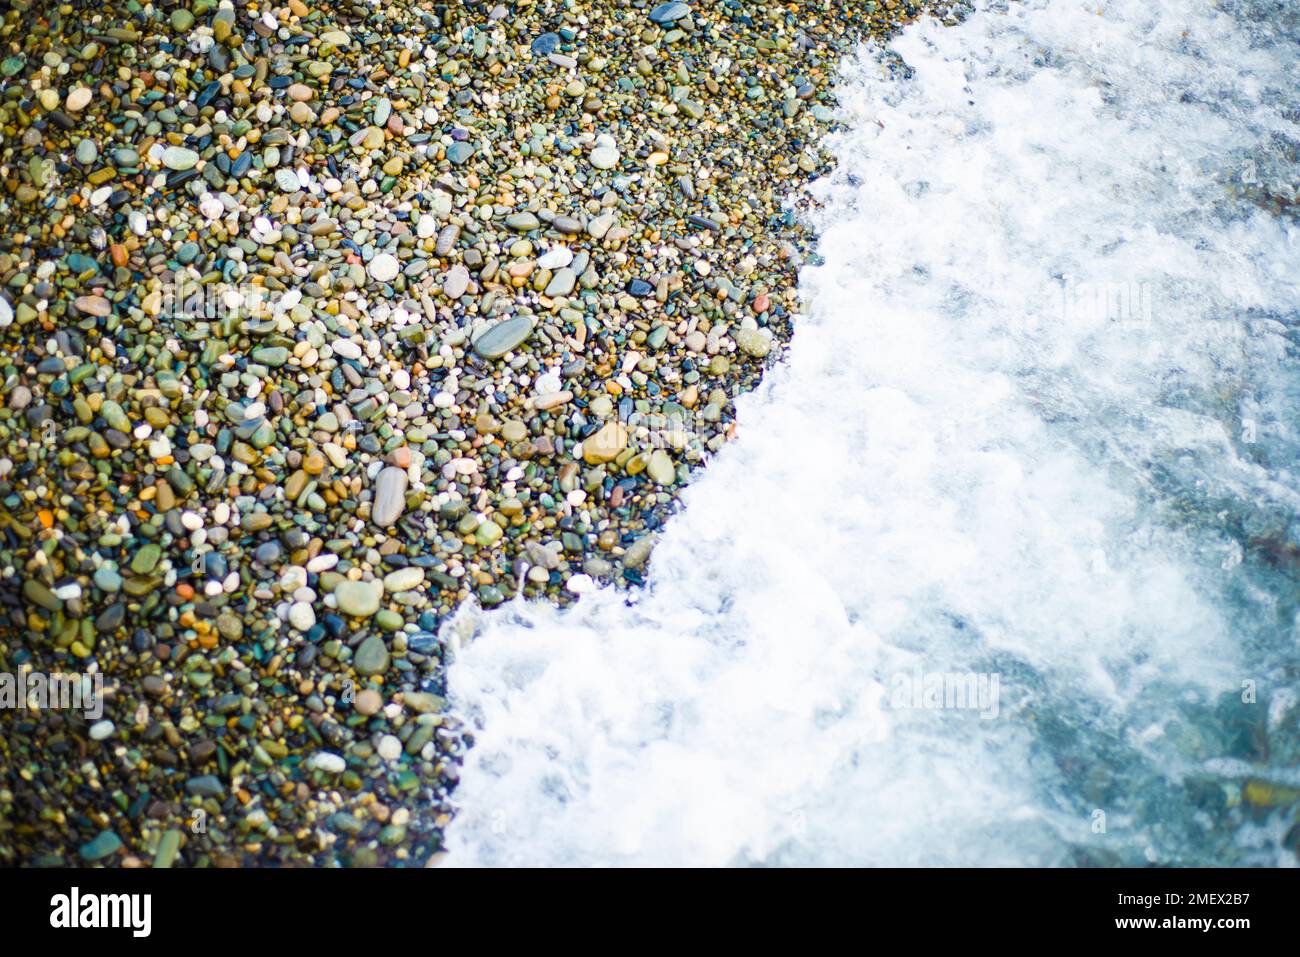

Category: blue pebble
[531, 32, 560, 55]
[649, 2, 691, 25]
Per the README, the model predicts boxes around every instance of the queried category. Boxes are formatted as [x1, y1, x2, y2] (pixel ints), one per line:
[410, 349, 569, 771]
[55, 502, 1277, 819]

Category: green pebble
[354, 634, 390, 675]
[79, 831, 122, 862]
[131, 543, 162, 574]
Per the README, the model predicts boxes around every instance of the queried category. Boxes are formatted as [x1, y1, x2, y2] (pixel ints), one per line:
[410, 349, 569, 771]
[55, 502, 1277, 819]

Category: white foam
[442, 0, 1300, 866]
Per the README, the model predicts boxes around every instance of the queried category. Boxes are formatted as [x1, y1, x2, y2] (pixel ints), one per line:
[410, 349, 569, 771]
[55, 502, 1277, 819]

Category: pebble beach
[0, 0, 951, 866]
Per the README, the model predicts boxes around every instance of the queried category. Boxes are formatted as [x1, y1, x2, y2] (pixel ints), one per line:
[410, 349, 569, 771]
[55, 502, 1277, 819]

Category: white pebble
[308, 752, 346, 773]
[306, 553, 338, 574]
[368, 253, 401, 283]
[537, 246, 573, 270]
[288, 601, 316, 632]
[280, 566, 308, 591]
[566, 574, 597, 595]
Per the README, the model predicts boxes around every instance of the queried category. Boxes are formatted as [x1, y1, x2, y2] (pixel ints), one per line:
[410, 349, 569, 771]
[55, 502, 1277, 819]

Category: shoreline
[0, 0, 952, 866]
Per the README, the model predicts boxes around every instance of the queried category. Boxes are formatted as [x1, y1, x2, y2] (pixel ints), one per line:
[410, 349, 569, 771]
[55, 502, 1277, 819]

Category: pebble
[506, 211, 540, 231]
[161, 146, 200, 171]
[590, 146, 620, 170]
[289, 602, 317, 632]
[371, 466, 410, 527]
[79, 831, 122, 862]
[473, 316, 534, 359]
[736, 328, 774, 358]
[354, 635, 391, 676]
[335, 580, 383, 618]
[544, 268, 577, 298]
[65, 87, 92, 112]
[583, 422, 629, 465]
[309, 753, 347, 774]
[384, 567, 426, 592]
[444, 264, 471, 299]
[368, 253, 401, 283]
[538, 247, 573, 270]
[649, 2, 693, 25]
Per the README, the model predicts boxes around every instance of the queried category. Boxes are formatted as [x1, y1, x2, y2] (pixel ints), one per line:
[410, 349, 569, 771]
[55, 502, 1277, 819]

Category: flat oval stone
[443, 264, 470, 299]
[537, 246, 573, 270]
[334, 579, 383, 618]
[473, 316, 534, 359]
[435, 224, 460, 256]
[162, 146, 200, 171]
[506, 211, 540, 231]
[544, 267, 576, 298]
[79, 831, 122, 862]
[354, 634, 390, 676]
[383, 567, 425, 592]
[371, 466, 409, 527]
[649, 2, 691, 25]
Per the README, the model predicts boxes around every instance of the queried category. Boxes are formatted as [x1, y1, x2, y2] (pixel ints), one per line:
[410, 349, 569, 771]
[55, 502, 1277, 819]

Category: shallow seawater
[440, 0, 1300, 866]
